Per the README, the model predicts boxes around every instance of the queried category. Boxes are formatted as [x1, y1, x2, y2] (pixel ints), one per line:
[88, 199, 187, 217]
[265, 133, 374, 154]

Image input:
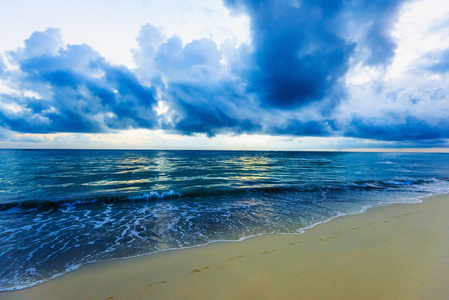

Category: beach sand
[1, 194, 448, 300]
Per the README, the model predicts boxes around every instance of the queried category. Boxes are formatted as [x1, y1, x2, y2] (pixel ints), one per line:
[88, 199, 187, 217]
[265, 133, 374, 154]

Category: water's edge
[2, 193, 437, 293]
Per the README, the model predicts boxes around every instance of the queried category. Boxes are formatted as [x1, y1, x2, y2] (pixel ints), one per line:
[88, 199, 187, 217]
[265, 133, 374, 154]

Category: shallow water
[1, 149, 448, 290]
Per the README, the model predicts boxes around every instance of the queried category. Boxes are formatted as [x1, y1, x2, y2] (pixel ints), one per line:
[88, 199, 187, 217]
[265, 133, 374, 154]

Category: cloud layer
[1, 0, 448, 146]
[1, 29, 158, 133]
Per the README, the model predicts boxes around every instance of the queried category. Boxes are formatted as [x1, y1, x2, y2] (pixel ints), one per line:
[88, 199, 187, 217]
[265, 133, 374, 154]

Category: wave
[127, 190, 182, 200]
[0, 190, 183, 212]
[0, 177, 447, 212]
[350, 178, 444, 189]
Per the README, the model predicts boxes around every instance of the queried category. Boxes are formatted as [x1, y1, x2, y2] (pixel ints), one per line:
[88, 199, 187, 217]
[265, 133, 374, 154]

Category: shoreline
[0, 196, 423, 292]
[1, 194, 448, 299]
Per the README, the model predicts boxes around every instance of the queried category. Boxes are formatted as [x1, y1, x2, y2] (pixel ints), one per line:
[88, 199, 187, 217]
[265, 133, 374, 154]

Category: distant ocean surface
[1, 149, 448, 291]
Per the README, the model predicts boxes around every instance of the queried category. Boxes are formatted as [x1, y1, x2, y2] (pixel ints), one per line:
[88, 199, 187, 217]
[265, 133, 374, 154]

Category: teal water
[0, 149, 448, 290]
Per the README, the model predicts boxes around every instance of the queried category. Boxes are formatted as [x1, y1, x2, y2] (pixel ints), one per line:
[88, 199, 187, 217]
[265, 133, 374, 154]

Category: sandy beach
[1, 194, 448, 300]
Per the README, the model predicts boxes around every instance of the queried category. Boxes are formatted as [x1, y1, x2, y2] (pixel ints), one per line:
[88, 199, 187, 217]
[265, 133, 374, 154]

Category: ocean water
[0, 149, 448, 291]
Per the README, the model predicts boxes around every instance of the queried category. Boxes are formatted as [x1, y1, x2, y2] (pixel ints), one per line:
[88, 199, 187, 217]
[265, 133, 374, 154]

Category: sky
[0, 0, 448, 150]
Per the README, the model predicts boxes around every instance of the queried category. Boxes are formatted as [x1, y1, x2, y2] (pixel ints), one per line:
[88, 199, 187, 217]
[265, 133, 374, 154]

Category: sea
[0, 149, 448, 291]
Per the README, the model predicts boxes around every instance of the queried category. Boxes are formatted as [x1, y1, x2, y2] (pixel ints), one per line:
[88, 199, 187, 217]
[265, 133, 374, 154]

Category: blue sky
[0, 0, 448, 150]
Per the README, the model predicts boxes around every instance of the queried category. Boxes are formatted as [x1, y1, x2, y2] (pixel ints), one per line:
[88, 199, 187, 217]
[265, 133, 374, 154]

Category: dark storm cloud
[222, 0, 406, 110]
[0, 28, 158, 133]
[346, 116, 449, 141]
[223, 0, 355, 109]
[164, 81, 262, 137]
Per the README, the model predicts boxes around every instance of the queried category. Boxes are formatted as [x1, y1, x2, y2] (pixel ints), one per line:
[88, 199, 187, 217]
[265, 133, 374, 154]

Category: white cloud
[388, 0, 449, 79]
[0, 0, 250, 68]
[339, 0, 449, 138]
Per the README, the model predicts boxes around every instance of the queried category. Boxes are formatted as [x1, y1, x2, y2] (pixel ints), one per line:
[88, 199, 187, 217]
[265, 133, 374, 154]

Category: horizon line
[1, 147, 448, 153]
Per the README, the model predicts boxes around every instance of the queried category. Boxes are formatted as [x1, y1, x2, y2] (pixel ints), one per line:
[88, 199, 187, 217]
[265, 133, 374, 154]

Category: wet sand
[1, 194, 448, 300]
